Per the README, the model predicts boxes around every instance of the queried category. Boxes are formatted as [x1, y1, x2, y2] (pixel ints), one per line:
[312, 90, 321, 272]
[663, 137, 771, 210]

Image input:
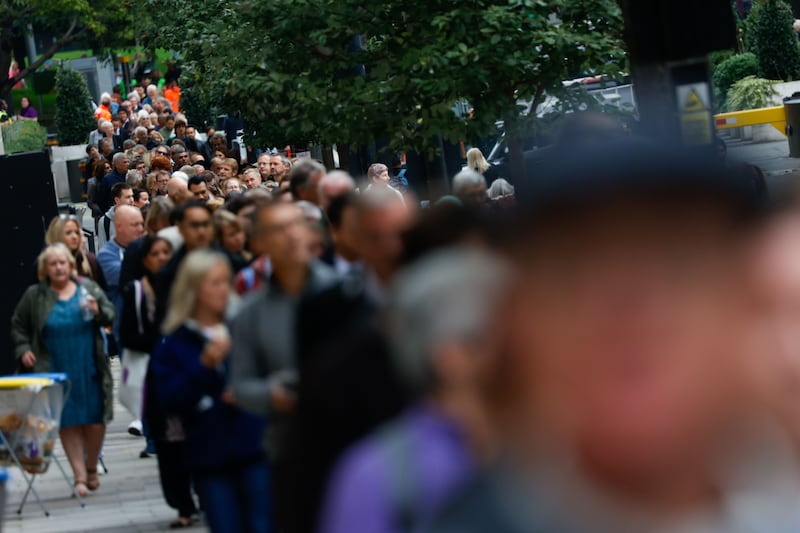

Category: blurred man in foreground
[431, 142, 800, 532]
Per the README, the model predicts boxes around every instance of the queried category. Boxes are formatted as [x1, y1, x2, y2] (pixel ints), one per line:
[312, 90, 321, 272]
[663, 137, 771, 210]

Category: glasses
[185, 220, 212, 229]
[156, 151, 169, 156]
[157, 179, 170, 184]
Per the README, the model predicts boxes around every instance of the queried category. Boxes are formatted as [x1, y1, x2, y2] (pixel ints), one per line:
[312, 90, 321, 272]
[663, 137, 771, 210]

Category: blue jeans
[194, 460, 271, 533]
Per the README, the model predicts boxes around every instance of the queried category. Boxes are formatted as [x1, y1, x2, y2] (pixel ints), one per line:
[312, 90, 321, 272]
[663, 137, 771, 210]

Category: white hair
[126, 169, 143, 186]
[451, 169, 486, 195]
[172, 171, 190, 183]
[487, 178, 515, 200]
[137, 110, 149, 120]
[386, 247, 511, 394]
[179, 165, 197, 177]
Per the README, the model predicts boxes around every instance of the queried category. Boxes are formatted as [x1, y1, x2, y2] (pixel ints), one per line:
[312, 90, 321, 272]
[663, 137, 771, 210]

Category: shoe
[128, 419, 143, 437]
[169, 516, 195, 529]
[139, 448, 151, 459]
[86, 468, 100, 491]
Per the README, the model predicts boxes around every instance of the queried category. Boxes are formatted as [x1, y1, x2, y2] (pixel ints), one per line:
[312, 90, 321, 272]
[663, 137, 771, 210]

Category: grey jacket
[230, 261, 337, 458]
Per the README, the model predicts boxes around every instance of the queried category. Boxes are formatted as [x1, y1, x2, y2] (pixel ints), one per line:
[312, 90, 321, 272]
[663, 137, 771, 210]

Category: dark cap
[516, 137, 762, 223]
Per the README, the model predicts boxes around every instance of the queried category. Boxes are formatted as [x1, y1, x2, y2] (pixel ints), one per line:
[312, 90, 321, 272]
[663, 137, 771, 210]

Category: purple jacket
[320, 405, 474, 533]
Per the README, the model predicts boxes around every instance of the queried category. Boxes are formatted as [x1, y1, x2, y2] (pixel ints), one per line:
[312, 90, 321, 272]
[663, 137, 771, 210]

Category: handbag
[118, 280, 150, 419]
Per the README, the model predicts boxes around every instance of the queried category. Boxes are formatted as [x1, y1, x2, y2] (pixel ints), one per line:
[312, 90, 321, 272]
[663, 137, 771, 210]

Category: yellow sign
[684, 89, 706, 112]
[681, 111, 713, 146]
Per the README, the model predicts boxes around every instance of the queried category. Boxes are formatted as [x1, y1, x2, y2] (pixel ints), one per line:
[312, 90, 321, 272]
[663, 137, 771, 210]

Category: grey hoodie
[103, 205, 117, 242]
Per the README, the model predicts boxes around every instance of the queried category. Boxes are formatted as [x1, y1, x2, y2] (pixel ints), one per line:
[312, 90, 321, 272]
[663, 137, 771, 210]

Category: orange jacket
[164, 85, 181, 113]
[94, 104, 111, 121]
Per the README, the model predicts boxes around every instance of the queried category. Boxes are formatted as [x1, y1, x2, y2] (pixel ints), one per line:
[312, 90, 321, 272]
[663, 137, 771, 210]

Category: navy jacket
[96, 170, 126, 213]
[150, 324, 266, 474]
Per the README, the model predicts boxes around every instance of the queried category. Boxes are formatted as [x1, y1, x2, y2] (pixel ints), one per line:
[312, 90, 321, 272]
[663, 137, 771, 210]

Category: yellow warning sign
[684, 90, 706, 112]
[681, 111, 713, 146]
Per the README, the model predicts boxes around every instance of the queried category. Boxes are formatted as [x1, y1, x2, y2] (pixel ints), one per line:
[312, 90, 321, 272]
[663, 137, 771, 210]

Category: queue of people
[12, 78, 800, 533]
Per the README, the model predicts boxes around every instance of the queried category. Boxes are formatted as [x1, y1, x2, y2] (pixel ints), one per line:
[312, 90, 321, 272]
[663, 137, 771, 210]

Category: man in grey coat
[229, 200, 337, 529]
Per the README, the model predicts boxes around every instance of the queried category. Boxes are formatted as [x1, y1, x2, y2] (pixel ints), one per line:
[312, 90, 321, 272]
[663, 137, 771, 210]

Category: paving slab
[2, 359, 207, 532]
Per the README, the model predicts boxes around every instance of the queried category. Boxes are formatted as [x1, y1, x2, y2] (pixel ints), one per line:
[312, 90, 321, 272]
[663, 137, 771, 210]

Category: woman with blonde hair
[466, 147, 490, 175]
[11, 244, 114, 497]
[145, 196, 175, 235]
[45, 214, 106, 288]
[150, 250, 268, 531]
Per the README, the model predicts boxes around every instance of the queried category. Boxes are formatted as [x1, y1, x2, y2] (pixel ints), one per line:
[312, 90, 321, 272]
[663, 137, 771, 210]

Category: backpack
[103, 216, 112, 243]
[390, 169, 409, 192]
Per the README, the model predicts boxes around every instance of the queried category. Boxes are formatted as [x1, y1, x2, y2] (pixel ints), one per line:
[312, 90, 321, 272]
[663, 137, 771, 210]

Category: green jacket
[10, 278, 115, 423]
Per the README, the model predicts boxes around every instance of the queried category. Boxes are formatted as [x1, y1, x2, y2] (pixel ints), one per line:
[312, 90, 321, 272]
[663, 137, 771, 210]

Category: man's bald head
[318, 170, 356, 212]
[114, 205, 144, 247]
[167, 177, 191, 205]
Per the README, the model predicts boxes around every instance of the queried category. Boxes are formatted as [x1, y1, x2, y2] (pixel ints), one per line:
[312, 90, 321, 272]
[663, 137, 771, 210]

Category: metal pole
[25, 25, 37, 67]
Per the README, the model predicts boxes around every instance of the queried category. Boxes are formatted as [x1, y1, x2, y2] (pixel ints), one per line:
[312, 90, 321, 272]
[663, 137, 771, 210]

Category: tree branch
[8, 16, 87, 87]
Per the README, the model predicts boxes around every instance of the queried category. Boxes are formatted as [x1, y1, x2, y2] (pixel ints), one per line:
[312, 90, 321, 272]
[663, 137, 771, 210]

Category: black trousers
[155, 440, 198, 518]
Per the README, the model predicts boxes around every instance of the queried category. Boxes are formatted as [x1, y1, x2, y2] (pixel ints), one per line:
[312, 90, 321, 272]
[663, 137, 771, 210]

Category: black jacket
[154, 246, 188, 329]
[288, 275, 408, 532]
[118, 236, 146, 291]
[119, 277, 160, 353]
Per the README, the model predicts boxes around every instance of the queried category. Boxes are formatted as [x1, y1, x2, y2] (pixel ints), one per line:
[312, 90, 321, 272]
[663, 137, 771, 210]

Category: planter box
[51, 145, 87, 203]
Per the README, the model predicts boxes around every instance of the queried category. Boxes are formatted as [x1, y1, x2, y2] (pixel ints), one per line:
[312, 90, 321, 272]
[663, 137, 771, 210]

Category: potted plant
[54, 67, 96, 145]
[0, 120, 47, 154]
[52, 66, 97, 202]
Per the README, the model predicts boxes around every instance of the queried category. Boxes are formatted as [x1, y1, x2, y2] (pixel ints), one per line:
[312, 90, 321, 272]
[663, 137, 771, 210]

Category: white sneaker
[127, 419, 143, 437]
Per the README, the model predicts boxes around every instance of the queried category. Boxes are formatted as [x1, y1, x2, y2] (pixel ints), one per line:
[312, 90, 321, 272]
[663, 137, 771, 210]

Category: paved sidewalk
[3, 359, 207, 532]
[724, 135, 800, 197]
[725, 136, 798, 174]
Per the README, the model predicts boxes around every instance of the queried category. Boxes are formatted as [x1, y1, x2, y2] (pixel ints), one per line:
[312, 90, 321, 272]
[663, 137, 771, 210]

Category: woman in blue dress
[11, 244, 114, 497]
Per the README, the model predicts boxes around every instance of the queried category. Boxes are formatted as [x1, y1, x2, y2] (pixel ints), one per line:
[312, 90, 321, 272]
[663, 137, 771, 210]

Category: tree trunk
[0, 16, 85, 96]
[505, 112, 526, 184]
[0, 23, 15, 99]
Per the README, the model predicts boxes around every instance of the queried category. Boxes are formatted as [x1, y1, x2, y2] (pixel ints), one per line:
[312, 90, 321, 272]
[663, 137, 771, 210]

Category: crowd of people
[11, 80, 800, 533]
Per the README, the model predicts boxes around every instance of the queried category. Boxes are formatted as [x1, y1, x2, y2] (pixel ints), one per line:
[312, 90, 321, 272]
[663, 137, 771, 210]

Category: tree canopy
[0, 0, 135, 96]
[746, 0, 800, 81]
[135, 0, 626, 177]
